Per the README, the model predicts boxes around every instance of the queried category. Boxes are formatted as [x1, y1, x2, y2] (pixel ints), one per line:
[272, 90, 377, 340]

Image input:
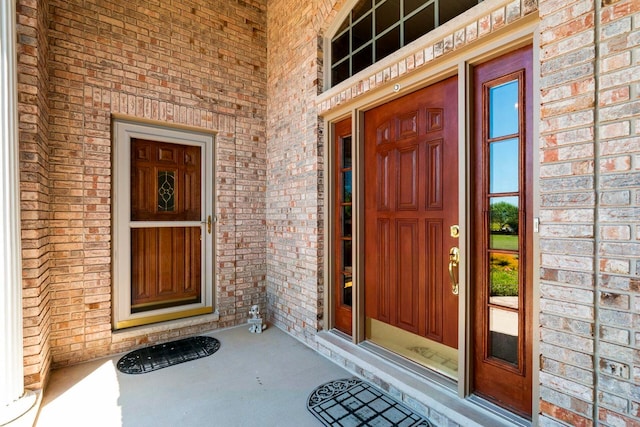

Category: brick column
[0, 0, 36, 423]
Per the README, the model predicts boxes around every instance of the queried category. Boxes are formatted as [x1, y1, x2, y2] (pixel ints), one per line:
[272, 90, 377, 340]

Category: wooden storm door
[472, 45, 533, 417]
[130, 139, 204, 312]
[364, 76, 459, 348]
[333, 118, 354, 335]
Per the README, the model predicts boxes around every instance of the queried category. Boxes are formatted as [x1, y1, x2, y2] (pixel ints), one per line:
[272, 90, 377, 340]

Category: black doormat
[116, 336, 220, 374]
[308, 378, 432, 426]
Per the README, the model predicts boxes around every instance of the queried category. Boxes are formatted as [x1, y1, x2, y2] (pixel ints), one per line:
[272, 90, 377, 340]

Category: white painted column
[0, 0, 36, 424]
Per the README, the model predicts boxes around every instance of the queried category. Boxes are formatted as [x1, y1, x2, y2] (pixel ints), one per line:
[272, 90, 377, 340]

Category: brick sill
[111, 311, 220, 343]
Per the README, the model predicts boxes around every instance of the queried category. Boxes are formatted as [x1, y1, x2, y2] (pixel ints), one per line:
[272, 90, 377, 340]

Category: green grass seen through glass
[490, 233, 518, 251]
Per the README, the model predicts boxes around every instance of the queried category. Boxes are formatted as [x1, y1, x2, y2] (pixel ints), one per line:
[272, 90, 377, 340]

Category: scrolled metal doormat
[308, 378, 432, 426]
[116, 336, 221, 374]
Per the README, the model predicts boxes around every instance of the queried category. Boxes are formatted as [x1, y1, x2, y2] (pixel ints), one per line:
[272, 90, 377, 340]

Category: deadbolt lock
[450, 224, 460, 238]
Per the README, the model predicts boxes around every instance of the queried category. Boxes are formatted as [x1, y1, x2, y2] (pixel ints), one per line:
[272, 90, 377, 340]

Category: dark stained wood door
[364, 76, 459, 348]
[472, 45, 533, 417]
[130, 139, 202, 311]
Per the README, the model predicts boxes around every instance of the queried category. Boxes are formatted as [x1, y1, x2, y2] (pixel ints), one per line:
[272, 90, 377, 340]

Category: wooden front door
[364, 76, 459, 348]
[130, 139, 203, 312]
[472, 46, 533, 417]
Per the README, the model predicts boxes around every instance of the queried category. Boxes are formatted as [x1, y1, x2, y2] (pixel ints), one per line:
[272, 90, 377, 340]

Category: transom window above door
[331, 0, 483, 86]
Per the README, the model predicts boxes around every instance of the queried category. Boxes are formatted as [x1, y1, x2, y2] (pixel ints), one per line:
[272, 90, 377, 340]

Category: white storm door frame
[113, 118, 214, 329]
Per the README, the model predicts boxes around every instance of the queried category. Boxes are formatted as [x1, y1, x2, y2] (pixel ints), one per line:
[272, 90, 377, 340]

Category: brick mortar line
[592, 0, 602, 423]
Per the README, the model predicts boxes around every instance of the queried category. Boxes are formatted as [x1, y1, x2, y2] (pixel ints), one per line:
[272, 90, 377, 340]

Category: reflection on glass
[489, 196, 519, 249]
[342, 274, 353, 307]
[404, 4, 435, 45]
[343, 240, 352, 269]
[353, 15, 372, 51]
[375, 25, 400, 61]
[489, 80, 519, 138]
[376, 0, 400, 34]
[332, 32, 350, 63]
[489, 307, 518, 365]
[343, 171, 352, 201]
[353, 0, 373, 21]
[343, 136, 352, 168]
[440, 0, 480, 25]
[490, 138, 519, 194]
[489, 253, 519, 309]
[343, 205, 352, 237]
[353, 45, 373, 75]
[404, 0, 424, 15]
[332, 61, 350, 86]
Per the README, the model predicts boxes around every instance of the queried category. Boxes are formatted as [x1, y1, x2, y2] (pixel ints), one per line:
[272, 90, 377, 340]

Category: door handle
[449, 247, 459, 295]
[202, 215, 212, 234]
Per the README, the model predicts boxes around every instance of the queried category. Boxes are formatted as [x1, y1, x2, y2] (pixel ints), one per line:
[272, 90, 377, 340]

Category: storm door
[364, 76, 459, 378]
[113, 119, 214, 329]
[472, 45, 533, 417]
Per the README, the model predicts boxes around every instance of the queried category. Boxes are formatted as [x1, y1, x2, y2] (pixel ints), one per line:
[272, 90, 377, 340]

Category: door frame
[112, 116, 216, 329]
[322, 16, 540, 424]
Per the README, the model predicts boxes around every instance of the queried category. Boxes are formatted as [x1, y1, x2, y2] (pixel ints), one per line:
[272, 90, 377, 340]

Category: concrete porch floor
[35, 325, 351, 427]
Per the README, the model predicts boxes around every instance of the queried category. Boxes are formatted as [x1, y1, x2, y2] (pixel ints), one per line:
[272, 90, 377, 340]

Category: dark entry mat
[116, 336, 220, 374]
[308, 378, 432, 426]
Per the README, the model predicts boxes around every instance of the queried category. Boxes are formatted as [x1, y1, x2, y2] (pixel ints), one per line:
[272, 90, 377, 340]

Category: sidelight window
[484, 75, 524, 367]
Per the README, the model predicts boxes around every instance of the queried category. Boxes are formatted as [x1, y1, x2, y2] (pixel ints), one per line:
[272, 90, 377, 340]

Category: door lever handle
[449, 247, 460, 295]
[202, 215, 212, 234]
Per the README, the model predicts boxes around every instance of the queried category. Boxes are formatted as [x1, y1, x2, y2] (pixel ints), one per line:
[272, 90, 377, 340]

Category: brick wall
[539, 0, 640, 425]
[265, 0, 340, 343]
[17, 0, 52, 389]
[17, 0, 267, 371]
[14, 0, 640, 424]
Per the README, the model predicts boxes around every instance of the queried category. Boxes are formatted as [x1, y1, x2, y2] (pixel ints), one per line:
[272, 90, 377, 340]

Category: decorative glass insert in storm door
[157, 171, 175, 211]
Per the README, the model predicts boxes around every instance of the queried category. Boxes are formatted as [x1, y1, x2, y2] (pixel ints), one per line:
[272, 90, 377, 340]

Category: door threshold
[317, 330, 531, 427]
[358, 339, 457, 390]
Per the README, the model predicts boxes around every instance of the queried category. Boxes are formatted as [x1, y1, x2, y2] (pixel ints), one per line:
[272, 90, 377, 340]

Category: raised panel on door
[425, 219, 443, 342]
[131, 226, 201, 310]
[395, 219, 419, 333]
[397, 146, 418, 211]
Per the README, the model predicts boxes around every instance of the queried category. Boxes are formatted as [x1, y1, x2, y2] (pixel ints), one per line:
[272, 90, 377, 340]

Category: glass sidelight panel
[489, 307, 518, 365]
[333, 119, 354, 334]
[341, 136, 353, 307]
[481, 72, 524, 371]
[489, 80, 519, 138]
[342, 274, 353, 307]
[490, 139, 519, 193]
[489, 253, 519, 308]
[489, 197, 519, 249]
[343, 137, 353, 168]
